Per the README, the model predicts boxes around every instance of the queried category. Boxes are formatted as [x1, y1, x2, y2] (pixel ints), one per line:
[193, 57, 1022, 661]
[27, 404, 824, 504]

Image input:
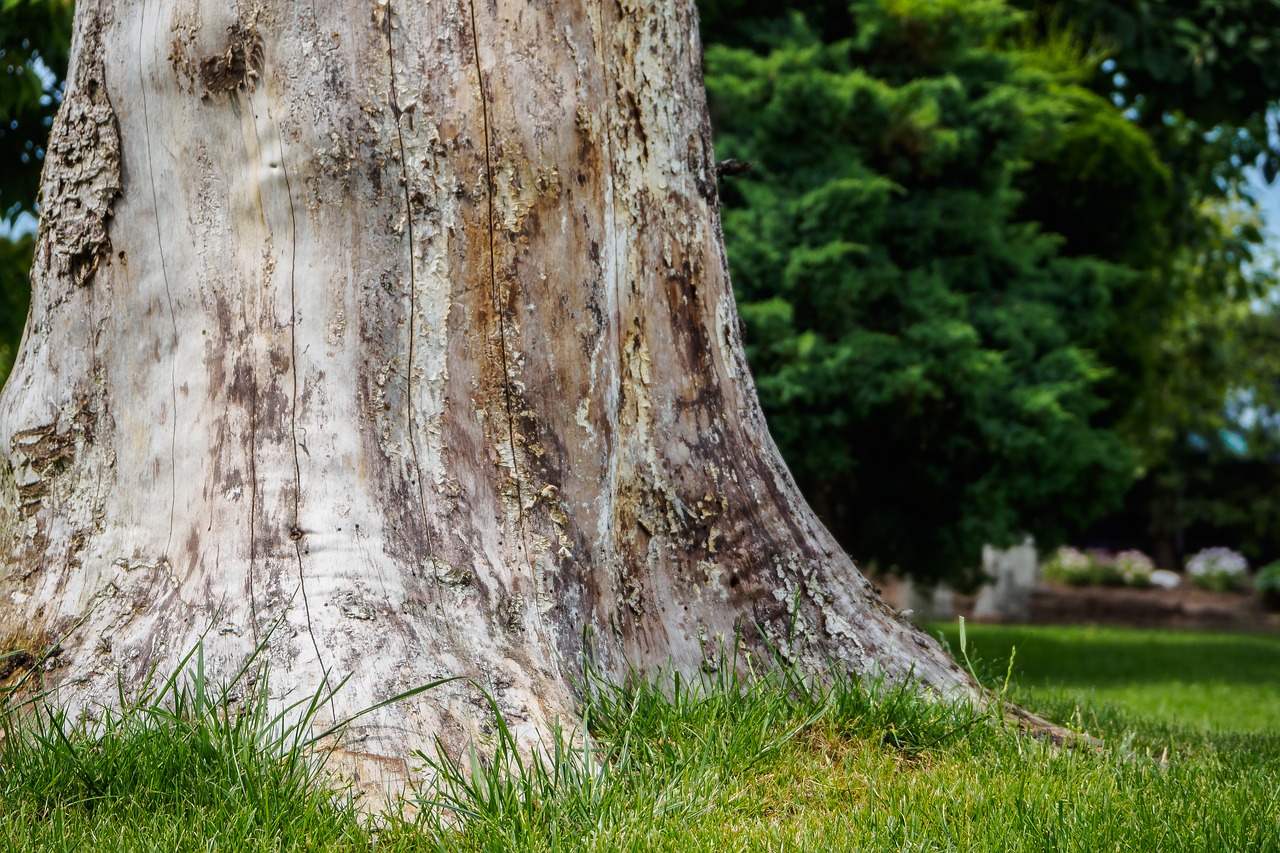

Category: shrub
[1113, 550, 1155, 588]
[1185, 548, 1249, 593]
[1042, 547, 1158, 588]
[1255, 562, 1280, 610]
[1042, 546, 1095, 586]
[1085, 550, 1126, 587]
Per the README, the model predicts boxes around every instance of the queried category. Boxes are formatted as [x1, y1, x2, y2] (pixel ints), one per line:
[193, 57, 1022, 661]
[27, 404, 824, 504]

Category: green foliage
[1111, 549, 1155, 587]
[1126, 208, 1277, 451]
[1015, 85, 1172, 268]
[1011, 1, 1280, 566]
[1040, 547, 1090, 586]
[0, 0, 71, 388]
[1190, 572, 1246, 593]
[703, 0, 1280, 579]
[0, 0, 72, 225]
[1256, 562, 1280, 609]
[1069, 202, 1280, 568]
[1182, 547, 1249, 592]
[0, 233, 31, 385]
[1188, 571, 1248, 594]
[1022, 0, 1280, 179]
[706, 3, 1135, 582]
[1128, 218, 1280, 565]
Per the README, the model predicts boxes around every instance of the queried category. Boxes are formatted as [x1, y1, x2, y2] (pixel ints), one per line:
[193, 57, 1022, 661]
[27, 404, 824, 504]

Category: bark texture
[0, 0, 974, 794]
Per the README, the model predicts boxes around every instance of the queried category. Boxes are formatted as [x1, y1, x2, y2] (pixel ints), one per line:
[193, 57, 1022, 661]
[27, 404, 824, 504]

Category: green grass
[929, 622, 1280, 734]
[0, 653, 371, 851]
[2, 626, 1278, 851]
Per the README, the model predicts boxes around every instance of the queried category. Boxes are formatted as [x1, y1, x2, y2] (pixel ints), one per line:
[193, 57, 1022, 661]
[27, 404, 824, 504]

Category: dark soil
[1021, 583, 1278, 631]
[879, 576, 1280, 632]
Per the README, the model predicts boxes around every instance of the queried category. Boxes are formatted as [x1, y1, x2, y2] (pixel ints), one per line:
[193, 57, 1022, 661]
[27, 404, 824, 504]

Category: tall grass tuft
[0, 635, 454, 851]
[408, 647, 990, 850]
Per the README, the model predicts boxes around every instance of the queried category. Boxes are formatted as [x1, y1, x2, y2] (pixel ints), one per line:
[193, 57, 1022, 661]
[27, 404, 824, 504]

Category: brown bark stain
[0, 625, 67, 694]
[198, 23, 265, 96]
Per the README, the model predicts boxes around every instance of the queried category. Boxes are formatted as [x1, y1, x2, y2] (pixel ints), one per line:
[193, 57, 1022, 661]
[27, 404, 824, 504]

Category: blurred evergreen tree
[0, 0, 73, 385]
[1011, 0, 1280, 566]
[701, 0, 1280, 576]
[704, 1, 1138, 583]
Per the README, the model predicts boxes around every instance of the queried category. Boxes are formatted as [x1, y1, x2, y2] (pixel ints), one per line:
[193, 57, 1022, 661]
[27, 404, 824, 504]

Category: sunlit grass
[1, 624, 1277, 851]
[0, 646, 370, 851]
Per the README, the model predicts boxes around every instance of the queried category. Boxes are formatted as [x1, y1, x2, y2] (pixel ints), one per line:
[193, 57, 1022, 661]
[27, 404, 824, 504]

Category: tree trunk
[0, 0, 974, 794]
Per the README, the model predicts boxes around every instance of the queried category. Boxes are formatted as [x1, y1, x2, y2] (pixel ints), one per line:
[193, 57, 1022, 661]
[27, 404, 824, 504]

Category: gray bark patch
[335, 591, 375, 621]
[10, 422, 75, 517]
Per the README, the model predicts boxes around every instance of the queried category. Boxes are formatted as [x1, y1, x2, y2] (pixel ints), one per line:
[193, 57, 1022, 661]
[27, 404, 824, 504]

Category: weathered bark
[0, 0, 974, 794]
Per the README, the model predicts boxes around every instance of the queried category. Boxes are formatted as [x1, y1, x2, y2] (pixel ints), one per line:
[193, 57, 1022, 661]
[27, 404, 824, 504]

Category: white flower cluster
[1051, 546, 1092, 570]
[1185, 547, 1249, 577]
[1113, 549, 1154, 585]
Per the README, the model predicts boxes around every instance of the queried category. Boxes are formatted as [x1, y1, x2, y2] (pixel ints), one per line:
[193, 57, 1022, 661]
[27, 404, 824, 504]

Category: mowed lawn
[2, 624, 1278, 851]
[929, 622, 1280, 734]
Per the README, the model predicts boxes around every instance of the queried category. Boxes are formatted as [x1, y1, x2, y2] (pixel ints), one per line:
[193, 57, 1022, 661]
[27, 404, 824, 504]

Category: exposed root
[1003, 700, 1104, 751]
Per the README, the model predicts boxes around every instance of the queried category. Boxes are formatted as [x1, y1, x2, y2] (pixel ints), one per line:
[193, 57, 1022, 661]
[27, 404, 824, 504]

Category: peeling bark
[0, 0, 977, 799]
[37, 16, 121, 289]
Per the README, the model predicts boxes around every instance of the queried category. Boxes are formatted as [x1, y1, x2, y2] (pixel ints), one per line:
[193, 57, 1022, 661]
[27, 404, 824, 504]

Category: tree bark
[0, 0, 974, 794]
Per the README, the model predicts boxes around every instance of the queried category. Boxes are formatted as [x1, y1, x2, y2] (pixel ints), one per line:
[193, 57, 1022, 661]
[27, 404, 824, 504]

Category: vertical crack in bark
[267, 95, 330, 685]
[382, 3, 435, 557]
[244, 68, 327, 675]
[466, 1, 534, 575]
[139, 0, 180, 557]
